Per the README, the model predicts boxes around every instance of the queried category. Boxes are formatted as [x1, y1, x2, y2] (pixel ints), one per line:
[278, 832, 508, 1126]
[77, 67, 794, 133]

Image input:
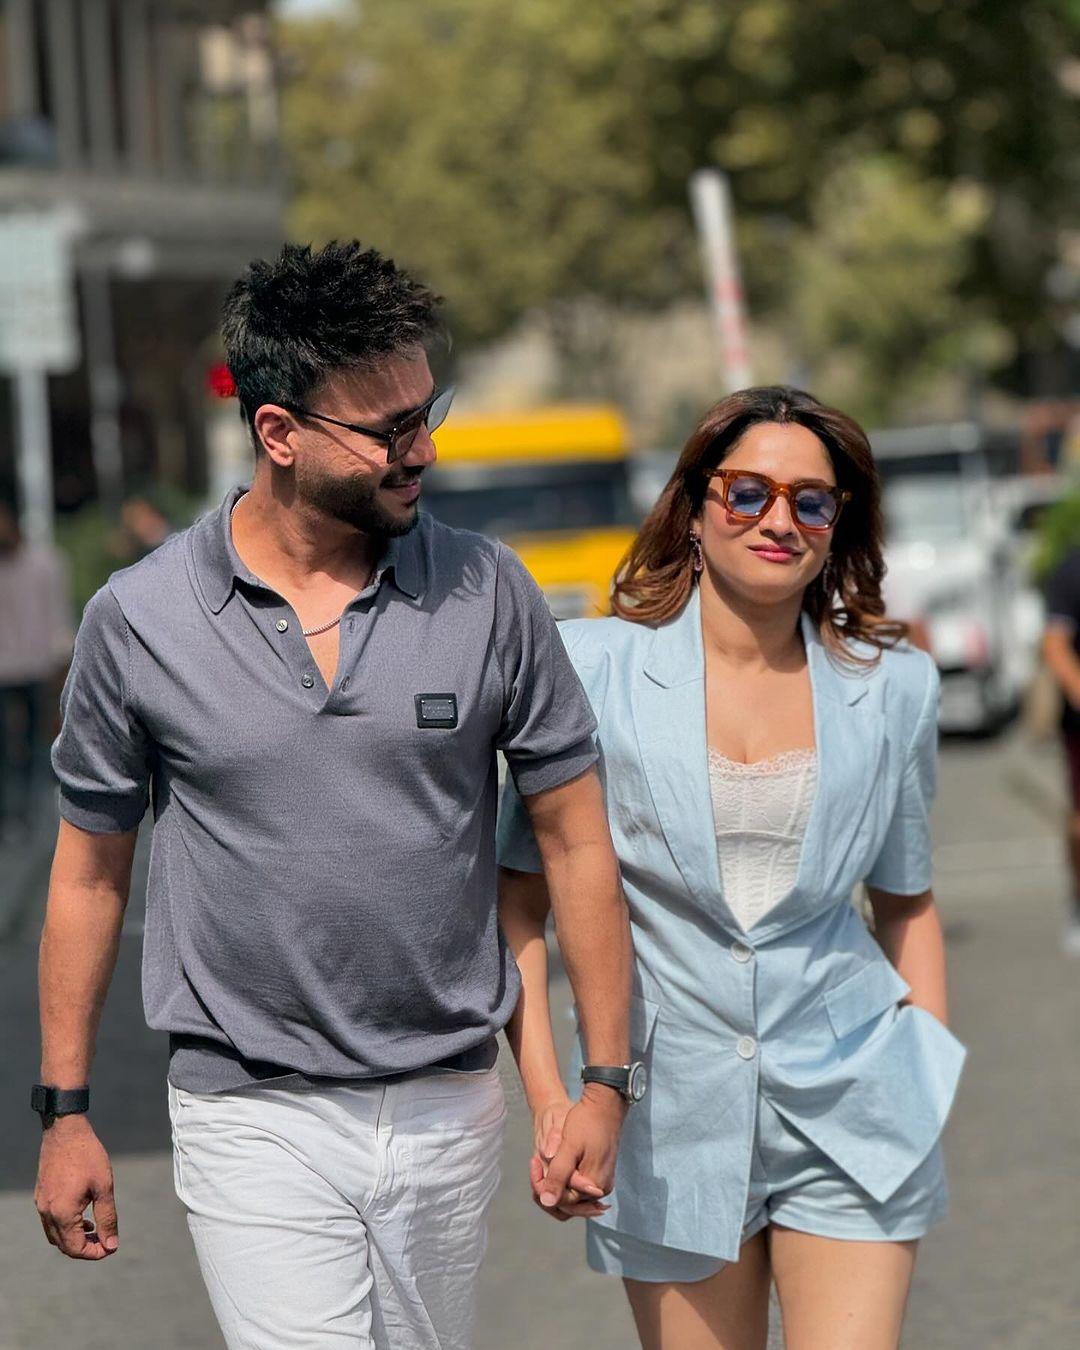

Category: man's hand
[533, 1086, 625, 1220]
[35, 1116, 119, 1259]
[527, 1095, 608, 1222]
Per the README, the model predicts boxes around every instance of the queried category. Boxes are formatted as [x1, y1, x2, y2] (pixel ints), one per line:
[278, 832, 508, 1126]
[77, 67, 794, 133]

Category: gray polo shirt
[52, 487, 597, 1091]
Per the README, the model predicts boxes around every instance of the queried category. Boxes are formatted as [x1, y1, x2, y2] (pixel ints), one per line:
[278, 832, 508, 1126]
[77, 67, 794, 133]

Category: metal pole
[81, 269, 125, 514]
[155, 12, 186, 177]
[45, 0, 83, 169]
[14, 368, 55, 545]
[121, 0, 153, 173]
[81, 0, 116, 170]
[4, 0, 38, 118]
[689, 169, 753, 391]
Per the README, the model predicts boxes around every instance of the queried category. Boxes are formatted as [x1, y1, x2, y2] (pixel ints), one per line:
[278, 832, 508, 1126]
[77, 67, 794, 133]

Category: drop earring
[690, 531, 704, 574]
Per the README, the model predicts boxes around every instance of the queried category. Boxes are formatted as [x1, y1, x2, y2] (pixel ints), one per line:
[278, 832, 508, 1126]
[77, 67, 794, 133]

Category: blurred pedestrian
[118, 495, 172, 559]
[500, 387, 966, 1350]
[32, 240, 631, 1350]
[0, 504, 72, 840]
[1040, 545, 1080, 955]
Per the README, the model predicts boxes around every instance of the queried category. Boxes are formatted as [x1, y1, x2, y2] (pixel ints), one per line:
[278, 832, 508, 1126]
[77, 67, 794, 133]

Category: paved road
[0, 729, 1077, 1348]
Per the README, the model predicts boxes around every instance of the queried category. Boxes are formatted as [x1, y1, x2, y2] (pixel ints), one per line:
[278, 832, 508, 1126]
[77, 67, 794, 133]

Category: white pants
[168, 1068, 506, 1350]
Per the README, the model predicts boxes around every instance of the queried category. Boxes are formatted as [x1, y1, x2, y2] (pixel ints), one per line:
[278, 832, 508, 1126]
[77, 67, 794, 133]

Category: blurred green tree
[786, 157, 1011, 424]
[1033, 489, 1080, 582]
[279, 0, 1078, 415]
[282, 1, 696, 353]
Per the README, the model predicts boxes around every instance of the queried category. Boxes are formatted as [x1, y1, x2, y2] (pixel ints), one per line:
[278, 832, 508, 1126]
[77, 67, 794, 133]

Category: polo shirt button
[736, 1036, 757, 1060]
[275, 618, 289, 633]
[340, 676, 350, 691]
[731, 941, 753, 963]
[301, 674, 315, 689]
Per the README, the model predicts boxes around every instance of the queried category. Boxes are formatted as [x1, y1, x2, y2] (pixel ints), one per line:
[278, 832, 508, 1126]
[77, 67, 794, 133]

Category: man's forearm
[1044, 629, 1080, 705]
[543, 839, 632, 1066]
[39, 825, 135, 1087]
[40, 889, 126, 1085]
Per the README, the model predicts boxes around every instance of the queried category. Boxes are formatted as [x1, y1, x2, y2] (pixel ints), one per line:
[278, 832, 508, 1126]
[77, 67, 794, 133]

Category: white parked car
[874, 424, 1049, 734]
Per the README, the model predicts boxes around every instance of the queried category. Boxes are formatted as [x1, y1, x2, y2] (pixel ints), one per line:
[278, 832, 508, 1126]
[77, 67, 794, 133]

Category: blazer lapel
[630, 589, 728, 920]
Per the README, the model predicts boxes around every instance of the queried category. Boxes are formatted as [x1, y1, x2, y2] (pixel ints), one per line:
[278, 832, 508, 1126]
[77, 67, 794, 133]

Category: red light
[207, 363, 237, 398]
[963, 621, 989, 668]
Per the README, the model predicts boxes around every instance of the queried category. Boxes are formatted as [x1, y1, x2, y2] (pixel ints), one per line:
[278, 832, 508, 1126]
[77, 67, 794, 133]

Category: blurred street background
[1, 0, 1078, 1345]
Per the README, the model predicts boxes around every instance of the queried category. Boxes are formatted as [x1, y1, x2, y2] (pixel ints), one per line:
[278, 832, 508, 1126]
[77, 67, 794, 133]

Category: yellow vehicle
[424, 405, 638, 619]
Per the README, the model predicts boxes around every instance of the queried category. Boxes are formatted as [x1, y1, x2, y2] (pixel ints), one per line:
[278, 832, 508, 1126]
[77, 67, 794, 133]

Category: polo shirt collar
[380, 529, 422, 599]
[192, 486, 424, 613]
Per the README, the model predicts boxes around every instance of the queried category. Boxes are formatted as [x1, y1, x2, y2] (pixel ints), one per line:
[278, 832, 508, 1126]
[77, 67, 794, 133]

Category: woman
[497, 387, 965, 1350]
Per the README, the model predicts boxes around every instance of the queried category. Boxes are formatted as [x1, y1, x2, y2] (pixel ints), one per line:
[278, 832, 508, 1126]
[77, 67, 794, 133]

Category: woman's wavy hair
[612, 386, 906, 662]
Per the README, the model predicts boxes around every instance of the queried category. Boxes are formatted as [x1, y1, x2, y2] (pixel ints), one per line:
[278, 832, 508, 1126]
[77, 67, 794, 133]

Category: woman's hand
[529, 1094, 610, 1222]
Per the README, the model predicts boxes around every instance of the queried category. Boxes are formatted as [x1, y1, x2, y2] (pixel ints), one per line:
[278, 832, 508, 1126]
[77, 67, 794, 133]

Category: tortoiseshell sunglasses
[710, 469, 851, 532]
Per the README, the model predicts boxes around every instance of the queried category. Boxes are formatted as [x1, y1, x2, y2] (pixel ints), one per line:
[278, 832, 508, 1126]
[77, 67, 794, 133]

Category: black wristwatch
[30, 1085, 90, 1130]
[581, 1062, 647, 1104]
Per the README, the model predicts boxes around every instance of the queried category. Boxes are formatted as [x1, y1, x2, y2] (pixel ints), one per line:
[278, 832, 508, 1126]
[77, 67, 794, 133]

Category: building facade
[0, 0, 283, 524]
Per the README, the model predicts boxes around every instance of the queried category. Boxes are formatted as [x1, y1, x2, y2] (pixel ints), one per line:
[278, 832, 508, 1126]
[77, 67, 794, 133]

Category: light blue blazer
[497, 587, 966, 1262]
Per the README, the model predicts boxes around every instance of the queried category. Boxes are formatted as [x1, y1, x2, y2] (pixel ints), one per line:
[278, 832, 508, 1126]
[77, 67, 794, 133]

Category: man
[1043, 542, 1080, 956]
[34, 241, 632, 1348]
[0, 503, 72, 840]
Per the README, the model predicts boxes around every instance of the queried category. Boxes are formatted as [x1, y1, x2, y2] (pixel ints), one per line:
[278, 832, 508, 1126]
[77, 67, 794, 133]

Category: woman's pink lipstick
[749, 544, 801, 564]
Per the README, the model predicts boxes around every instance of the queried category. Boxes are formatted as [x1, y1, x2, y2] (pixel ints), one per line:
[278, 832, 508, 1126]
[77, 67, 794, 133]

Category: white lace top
[708, 748, 818, 932]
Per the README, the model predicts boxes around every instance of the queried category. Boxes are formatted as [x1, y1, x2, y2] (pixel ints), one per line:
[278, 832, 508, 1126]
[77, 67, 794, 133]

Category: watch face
[628, 1062, 648, 1102]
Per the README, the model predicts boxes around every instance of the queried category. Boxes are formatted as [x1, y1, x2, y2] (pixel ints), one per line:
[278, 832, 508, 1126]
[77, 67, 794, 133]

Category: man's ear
[253, 405, 298, 469]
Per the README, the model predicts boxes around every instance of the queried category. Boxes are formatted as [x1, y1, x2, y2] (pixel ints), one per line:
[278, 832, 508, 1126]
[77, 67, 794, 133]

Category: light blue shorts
[587, 1095, 948, 1283]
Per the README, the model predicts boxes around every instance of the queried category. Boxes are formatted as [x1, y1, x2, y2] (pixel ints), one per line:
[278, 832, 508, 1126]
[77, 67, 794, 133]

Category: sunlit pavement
[0, 727, 1076, 1349]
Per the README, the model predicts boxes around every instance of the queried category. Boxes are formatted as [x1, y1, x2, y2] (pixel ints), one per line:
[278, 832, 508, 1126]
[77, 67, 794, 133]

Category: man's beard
[297, 461, 422, 538]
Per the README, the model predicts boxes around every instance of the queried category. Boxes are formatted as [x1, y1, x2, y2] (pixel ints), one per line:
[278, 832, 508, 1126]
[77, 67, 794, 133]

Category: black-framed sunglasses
[282, 386, 455, 464]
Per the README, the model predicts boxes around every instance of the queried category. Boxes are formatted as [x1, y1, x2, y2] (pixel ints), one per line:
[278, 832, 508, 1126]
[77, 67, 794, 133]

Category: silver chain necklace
[299, 564, 375, 639]
[301, 615, 342, 638]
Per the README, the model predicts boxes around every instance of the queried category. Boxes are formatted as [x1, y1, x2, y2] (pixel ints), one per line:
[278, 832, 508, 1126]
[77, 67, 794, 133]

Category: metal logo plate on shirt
[415, 693, 458, 729]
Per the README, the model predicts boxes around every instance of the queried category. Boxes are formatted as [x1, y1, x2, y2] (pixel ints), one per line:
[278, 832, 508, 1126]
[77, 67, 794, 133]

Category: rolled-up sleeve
[51, 586, 153, 833]
[864, 659, 940, 895]
[494, 545, 597, 797]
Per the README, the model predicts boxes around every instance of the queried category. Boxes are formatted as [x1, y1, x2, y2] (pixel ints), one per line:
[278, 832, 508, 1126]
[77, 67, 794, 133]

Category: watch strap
[31, 1085, 90, 1119]
[580, 1065, 631, 1095]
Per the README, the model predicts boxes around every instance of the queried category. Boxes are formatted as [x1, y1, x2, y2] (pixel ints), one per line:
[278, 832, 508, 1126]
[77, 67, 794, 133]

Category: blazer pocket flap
[824, 960, 911, 1040]
[631, 993, 661, 1054]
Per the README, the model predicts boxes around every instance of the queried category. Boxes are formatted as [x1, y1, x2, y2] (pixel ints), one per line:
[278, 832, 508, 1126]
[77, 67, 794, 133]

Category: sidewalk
[994, 724, 1069, 823]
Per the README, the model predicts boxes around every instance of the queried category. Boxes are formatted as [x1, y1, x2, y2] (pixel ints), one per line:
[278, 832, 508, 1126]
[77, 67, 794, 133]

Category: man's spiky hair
[221, 240, 442, 441]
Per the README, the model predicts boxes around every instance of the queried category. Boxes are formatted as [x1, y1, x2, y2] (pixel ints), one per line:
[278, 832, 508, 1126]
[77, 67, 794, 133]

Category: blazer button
[736, 1036, 758, 1060]
[730, 942, 754, 963]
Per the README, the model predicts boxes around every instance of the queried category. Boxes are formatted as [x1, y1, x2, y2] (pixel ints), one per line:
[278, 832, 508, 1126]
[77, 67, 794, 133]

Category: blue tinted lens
[727, 476, 770, 515]
[794, 488, 837, 527]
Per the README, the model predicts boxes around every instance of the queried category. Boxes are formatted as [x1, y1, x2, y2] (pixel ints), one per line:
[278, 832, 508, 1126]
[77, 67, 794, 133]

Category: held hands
[35, 1116, 119, 1260]
[529, 1086, 626, 1222]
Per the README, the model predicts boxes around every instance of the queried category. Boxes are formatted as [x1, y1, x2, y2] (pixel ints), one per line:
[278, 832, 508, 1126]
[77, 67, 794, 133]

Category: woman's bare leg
[769, 1226, 917, 1350]
[623, 1230, 772, 1350]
